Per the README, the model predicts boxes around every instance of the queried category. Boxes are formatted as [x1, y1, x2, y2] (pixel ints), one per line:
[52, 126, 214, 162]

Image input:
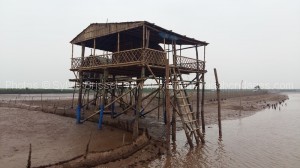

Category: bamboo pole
[172, 42, 176, 141]
[195, 45, 200, 123]
[71, 44, 74, 67]
[117, 33, 120, 52]
[77, 43, 85, 124]
[214, 68, 222, 138]
[111, 75, 116, 118]
[133, 67, 145, 139]
[71, 81, 76, 109]
[165, 59, 171, 151]
[98, 69, 108, 129]
[158, 78, 161, 121]
[93, 38, 96, 56]
[200, 46, 206, 133]
[142, 25, 145, 49]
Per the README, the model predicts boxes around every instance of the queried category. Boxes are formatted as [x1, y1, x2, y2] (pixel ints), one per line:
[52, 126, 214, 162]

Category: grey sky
[0, 0, 299, 89]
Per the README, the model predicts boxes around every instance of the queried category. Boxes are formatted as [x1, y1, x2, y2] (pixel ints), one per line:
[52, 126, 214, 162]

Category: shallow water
[150, 93, 300, 168]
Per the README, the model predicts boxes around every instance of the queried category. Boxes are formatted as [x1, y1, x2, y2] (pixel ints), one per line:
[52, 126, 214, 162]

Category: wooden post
[162, 77, 166, 124]
[146, 28, 150, 48]
[214, 68, 222, 138]
[71, 44, 74, 67]
[142, 25, 145, 48]
[195, 45, 200, 123]
[111, 75, 116, 118]
[165, 59, 171, 151]
[158, 77, 161, 121]
[117, 33, 120, 52]
[200, 46, 206, 132]
[172, 42, 176, 141]
[239, 80, 243, 116]
[98, 69, 108, 129]
[86, 87, 90, 110]
[180, 45, 182, 67]
[172, 41, 177, 65]
[129, 82, 132, 106]
[71, 81, 76, 109]
[77, 43, 85, 124]
[133, 67, 145, 139]
[93, 39, 96, 56]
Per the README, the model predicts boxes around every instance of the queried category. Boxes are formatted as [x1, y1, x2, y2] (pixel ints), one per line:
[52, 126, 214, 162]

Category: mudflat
[0, 107, 132, 168]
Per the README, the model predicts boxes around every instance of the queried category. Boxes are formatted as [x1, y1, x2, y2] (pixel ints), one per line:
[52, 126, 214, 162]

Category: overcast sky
[0, 0, 299, 89]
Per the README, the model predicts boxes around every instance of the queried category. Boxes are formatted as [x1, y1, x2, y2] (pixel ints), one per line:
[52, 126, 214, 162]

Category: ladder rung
[182, 112, 195, 115]
[177, 96, 190, 99]
[173, 81, 198, 83]
[179, 104, 191, 107]
[184, 120, 197, 124]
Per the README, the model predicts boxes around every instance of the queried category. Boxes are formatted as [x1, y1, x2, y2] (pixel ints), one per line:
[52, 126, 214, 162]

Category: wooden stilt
[158, 78, 161, 121]
[71, 81, 76, 109]
[86, 87, 90, 110]
[93, 38, 96, 56]
[195, 46, 200, 123]
[98, 69, 108, 129]
[129, 82, 132, 106]
[200, 46, 206, 133]
[133, 67, 145, 139]
[165, 59, 171, 151]
[76, 43, 85, 124]
[111, 75, 116, 118]
[172, 42, 177, 141]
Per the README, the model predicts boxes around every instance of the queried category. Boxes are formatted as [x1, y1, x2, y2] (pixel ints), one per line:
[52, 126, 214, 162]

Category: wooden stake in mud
[214, 68, 222, 138]
[26, 143, 32, 168]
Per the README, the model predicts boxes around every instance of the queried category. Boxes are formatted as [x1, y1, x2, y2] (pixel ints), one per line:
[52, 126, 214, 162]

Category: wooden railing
[176, 55, 204, 71]
[71, 48, 204, 71]
[71, 48, 167, 69]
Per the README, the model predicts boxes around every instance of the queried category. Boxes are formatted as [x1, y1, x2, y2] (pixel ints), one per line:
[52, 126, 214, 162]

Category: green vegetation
[0, 88, 74, 94]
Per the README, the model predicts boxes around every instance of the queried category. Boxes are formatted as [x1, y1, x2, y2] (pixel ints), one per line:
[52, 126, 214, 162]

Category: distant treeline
[0, 88, 74, 94]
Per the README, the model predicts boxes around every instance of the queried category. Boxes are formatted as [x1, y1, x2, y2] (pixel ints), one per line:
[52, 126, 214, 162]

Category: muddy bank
[202, 92, 288, 126]
[0, 107, 132, 168]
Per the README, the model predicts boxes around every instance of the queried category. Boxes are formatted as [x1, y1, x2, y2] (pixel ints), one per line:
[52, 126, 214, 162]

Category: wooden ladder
[171, 67, 204, 147]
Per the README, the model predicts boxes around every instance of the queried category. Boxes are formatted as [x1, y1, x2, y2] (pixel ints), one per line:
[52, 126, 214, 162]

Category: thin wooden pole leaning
[214, 68, 222, 138]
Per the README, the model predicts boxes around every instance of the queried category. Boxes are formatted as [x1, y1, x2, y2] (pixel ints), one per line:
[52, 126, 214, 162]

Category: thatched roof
[71, 21, 208, 52]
